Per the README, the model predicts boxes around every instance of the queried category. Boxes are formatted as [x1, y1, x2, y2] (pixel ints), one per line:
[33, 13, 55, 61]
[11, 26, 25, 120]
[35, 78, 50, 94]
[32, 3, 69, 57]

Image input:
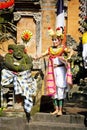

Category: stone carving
[1, 44, 37, 116]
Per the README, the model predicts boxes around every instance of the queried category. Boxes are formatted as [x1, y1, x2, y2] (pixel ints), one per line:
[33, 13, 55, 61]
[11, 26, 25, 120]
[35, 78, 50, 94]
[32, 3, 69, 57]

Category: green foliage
[4, 44, 33, 72]
[0, 107, 4, 116]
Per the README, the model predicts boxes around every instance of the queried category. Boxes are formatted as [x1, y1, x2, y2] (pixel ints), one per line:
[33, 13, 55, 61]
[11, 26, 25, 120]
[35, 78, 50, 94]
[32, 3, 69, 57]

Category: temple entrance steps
[0, 111, 87, 130]
[26, 112, 87, 130]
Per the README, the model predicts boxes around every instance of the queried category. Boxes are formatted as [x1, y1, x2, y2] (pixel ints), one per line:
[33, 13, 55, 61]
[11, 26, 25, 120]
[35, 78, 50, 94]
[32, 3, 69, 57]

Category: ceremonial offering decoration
[21, 30, 33, 44]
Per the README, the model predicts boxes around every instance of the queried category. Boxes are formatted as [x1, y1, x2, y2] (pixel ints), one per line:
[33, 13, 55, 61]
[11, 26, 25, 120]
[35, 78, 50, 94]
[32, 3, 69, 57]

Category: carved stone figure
[1, 44, 37, 122]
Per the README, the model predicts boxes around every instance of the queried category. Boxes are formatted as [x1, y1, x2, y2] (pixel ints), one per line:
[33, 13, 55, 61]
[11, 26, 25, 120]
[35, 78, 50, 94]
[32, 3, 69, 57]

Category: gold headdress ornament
[48, 27, 64, 39]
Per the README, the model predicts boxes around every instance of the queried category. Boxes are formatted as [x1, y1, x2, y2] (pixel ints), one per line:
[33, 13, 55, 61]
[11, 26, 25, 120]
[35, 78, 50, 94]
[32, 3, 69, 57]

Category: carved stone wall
[67, 0, 82, 43]
[14, 11, 41, 55]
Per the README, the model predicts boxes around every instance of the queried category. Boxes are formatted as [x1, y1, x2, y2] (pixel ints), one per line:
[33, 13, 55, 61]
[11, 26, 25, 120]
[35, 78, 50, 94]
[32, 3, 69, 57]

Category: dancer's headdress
[48, 27, 64, 39]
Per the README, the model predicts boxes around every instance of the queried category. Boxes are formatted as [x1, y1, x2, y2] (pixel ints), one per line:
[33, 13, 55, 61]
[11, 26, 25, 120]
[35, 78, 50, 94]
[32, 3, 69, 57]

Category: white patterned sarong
[1, 69, 37, 113]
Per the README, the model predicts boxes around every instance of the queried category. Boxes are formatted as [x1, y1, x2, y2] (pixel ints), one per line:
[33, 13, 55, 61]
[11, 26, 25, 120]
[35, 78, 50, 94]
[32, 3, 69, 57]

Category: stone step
[0, 112, 87, 130]
[26, 121, 87, 130]
[31, 112, 85, 125]
[0, 117, 26, 130]
[0, 127, 10, 130]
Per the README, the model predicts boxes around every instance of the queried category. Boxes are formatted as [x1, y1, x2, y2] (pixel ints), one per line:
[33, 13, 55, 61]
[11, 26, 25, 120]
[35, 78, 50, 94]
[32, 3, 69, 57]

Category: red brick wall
[67, 0, 82, 43]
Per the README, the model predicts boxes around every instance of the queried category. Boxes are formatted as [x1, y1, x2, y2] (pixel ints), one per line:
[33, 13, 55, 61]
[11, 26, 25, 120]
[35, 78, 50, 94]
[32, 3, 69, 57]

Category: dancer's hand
[32, 55, 38, 60]
[33, 55, 40, 60]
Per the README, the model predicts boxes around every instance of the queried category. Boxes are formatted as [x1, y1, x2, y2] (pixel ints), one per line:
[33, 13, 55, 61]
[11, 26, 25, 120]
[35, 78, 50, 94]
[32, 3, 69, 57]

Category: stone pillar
[40, 0, 56, 52]
[33, 13, 42, 55]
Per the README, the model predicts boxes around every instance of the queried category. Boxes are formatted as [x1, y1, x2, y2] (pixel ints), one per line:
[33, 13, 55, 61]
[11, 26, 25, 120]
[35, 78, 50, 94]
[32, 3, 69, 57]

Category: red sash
[45, 57, 56, 96]
[66, 63, 73, 85]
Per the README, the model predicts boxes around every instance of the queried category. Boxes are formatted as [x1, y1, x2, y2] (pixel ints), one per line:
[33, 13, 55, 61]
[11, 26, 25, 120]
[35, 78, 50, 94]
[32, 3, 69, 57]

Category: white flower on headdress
[48, 27, 55, 36]
[56, 27, 63, 36]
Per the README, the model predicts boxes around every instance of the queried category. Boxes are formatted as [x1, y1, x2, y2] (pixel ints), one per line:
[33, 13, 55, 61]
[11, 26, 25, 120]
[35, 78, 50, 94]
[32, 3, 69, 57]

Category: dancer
[35, 27, 73, 116]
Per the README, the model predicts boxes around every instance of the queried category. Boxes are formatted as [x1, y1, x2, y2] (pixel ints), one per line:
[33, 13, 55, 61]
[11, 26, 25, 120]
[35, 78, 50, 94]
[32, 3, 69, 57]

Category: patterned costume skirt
[1, 69, 37, 113]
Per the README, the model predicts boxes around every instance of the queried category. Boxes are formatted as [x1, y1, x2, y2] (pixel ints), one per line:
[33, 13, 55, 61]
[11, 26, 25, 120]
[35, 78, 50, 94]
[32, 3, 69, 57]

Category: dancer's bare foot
[57, 110, 63, 116]
[50, 110, 58, 115]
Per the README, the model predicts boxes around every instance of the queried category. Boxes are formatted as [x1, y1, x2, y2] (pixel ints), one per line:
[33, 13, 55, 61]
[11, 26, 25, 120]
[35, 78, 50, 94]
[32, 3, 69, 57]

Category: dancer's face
[52, 37, 61, 47]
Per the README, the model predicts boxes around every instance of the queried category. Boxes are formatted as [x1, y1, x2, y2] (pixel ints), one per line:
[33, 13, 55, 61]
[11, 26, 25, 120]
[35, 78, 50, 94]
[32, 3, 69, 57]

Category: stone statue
[1, 44, 37, 122]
